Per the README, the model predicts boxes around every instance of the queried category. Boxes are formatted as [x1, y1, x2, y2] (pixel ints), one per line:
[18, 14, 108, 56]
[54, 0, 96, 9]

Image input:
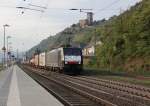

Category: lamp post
[7, 36, 11, 67]
[2, 24, 10, 68]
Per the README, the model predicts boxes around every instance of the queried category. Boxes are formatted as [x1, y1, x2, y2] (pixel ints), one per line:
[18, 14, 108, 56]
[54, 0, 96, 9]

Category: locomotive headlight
[65, 61, 68, 64]
[78, 62, 81, 64]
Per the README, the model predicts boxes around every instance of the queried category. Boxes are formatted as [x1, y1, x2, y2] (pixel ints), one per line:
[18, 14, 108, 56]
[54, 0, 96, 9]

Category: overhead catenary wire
[95, 0, 121, 13]
[0, 6, 122, 13]
[0, 0, 140, 13]
[28, 3, 47, 9]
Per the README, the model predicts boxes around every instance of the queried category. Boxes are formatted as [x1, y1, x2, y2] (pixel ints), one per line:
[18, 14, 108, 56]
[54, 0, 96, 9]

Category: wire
[0, 5, 120, 12]
[28, 3, 47, 9]
[16, 7, 44, 12]
[95, 0, 121, 13]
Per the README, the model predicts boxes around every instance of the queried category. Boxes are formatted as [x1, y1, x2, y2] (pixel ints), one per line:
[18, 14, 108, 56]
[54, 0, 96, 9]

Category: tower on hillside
[87, 12, 93, 25]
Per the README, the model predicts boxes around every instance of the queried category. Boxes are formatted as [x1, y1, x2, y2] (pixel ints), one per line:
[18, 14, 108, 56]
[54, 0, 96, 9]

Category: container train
[26, 47, 83, 74]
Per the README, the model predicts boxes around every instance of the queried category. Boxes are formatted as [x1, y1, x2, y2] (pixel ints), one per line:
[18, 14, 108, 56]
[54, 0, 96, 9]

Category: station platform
[0, 65, 63, 106]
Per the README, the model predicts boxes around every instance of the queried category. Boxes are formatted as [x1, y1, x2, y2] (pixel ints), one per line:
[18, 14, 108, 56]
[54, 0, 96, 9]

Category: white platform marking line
[7, 67, 21, 106]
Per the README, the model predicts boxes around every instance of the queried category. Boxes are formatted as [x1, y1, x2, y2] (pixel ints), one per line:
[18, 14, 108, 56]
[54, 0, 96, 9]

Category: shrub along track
[21, 65, 150, 106]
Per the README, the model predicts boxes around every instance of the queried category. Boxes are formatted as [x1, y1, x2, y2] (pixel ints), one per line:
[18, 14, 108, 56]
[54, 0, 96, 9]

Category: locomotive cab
[63, 48, 83, 74]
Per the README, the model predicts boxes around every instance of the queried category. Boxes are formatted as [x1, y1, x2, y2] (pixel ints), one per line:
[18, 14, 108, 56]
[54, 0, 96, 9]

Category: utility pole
[94, 28, 97, 56]
[35, 48, 40, 66]
[7, 36, 11, 67]
[120, 8, 124, 32]
[2, 24, 10, 68]
[68, 36, 71, 47]
[17, 49, 19, 62]
[3, 26, 6, 67]
[95, 28, 97, 45]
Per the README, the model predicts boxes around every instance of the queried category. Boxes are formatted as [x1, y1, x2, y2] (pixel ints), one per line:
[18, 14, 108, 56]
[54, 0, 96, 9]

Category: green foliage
[95, 0, 150, 71]
[73, 27, 95, 44]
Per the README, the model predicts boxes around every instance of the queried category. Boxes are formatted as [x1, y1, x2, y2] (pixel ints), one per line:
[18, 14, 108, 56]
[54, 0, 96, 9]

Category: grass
[82, 67, 150, 87]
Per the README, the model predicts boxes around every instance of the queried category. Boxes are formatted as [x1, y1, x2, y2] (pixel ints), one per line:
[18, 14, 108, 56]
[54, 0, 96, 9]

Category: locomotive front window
[64, 48, 81, 56]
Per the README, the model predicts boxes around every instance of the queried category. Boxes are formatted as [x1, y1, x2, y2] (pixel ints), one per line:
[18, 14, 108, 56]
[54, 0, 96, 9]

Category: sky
[0, 0, 142, 56]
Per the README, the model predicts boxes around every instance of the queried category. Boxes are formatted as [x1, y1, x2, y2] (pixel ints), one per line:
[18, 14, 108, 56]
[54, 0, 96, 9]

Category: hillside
[92, 0, 150, 71]
[27, 0, 150, 71]
[27, 20, 106, 57]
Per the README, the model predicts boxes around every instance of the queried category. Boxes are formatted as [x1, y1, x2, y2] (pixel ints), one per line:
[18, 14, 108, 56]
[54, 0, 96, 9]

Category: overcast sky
[0, 0, 141, 55]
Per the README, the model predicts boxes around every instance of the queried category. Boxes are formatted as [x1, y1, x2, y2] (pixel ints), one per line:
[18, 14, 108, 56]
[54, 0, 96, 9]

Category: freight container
[46, 48, 63, 69]
[39, 52, 46, 67]
[34, 54, 39, 66]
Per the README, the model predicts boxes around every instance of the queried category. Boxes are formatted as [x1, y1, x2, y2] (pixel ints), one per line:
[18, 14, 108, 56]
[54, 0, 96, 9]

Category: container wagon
[30, 58, 35, 66]
[46, 47, 83, 74]
[39, 52, 46, 68]
[34, 54, 39, 67]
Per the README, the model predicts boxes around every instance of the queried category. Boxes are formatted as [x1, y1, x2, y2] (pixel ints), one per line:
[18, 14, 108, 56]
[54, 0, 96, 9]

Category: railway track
[77, 76, 150, 98]
[21, 66, 115, 106]
[21, 65, 150, 106]
[52, 74, 150, 106]
[80, 76, 150, 93]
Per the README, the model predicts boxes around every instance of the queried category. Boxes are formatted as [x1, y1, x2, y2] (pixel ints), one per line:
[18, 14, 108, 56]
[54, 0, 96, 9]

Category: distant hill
[27, 20, 106, 57]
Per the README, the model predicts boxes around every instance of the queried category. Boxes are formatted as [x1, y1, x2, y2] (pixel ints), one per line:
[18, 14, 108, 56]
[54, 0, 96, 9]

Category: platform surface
[0, 65, 63, 106]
